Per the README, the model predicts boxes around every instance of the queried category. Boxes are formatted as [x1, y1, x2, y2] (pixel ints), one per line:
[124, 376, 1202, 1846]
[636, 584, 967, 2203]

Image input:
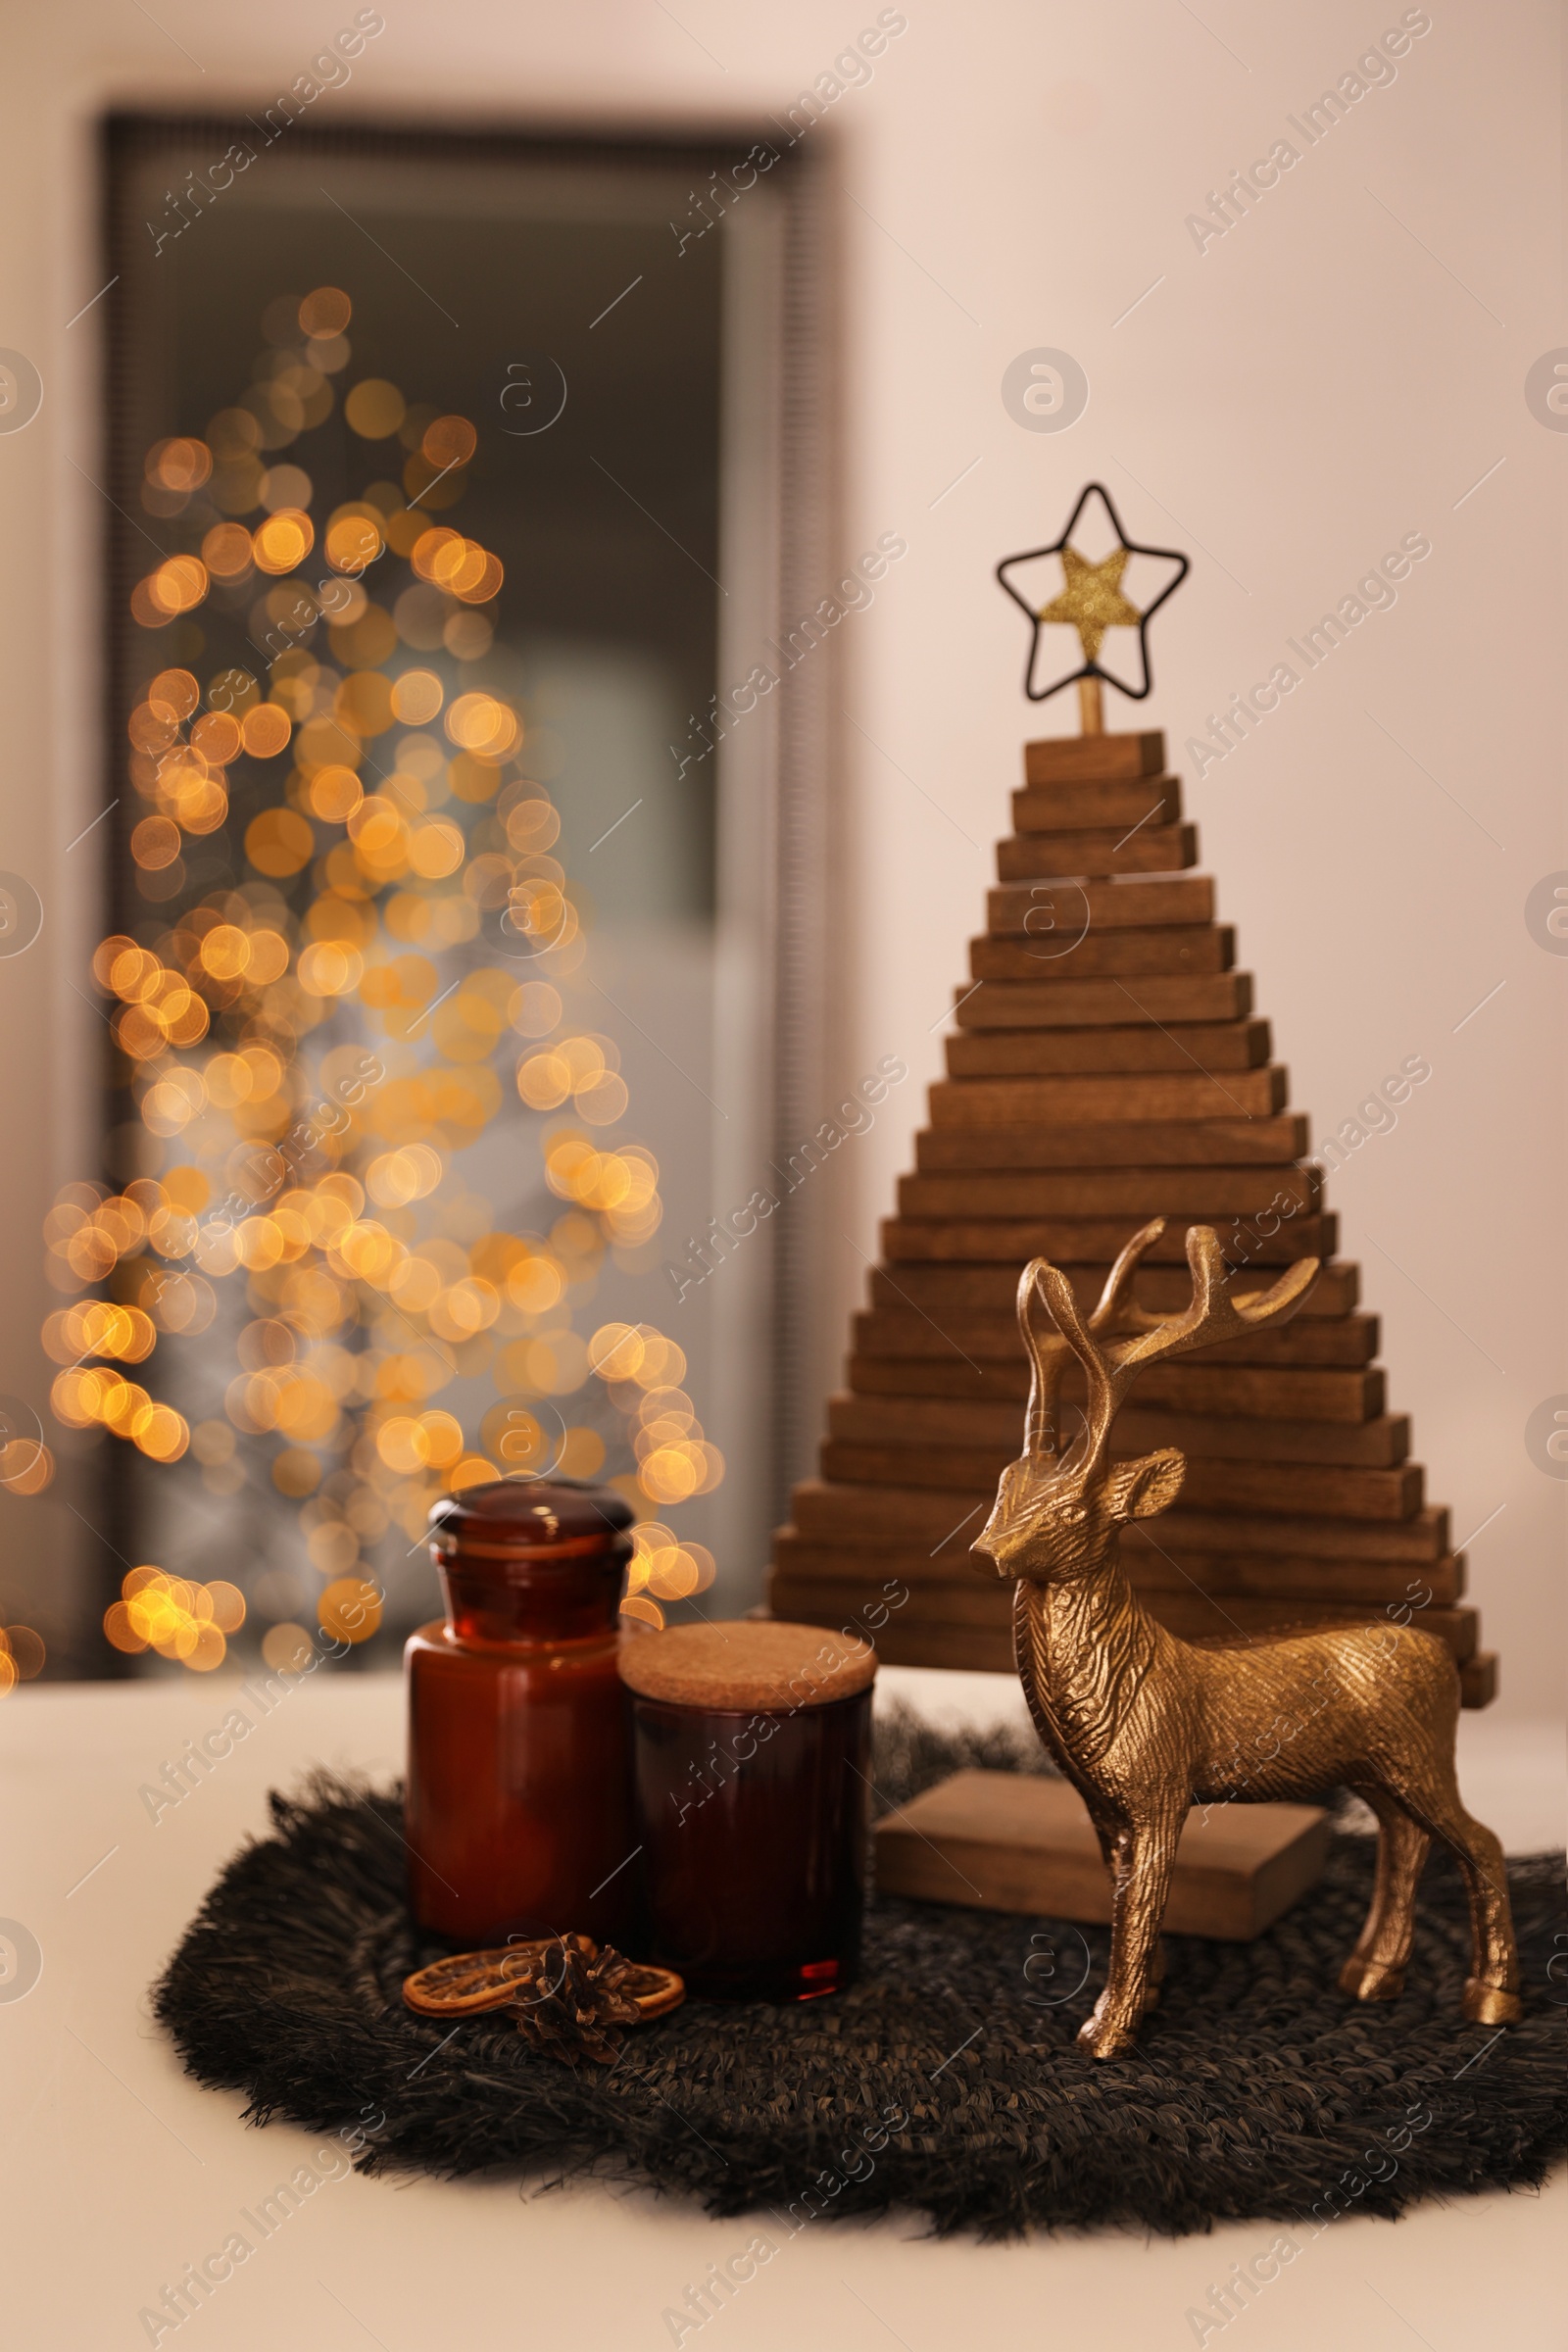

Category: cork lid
[429, 1480, 634, 1554]
[617, 1620, 877, 1712]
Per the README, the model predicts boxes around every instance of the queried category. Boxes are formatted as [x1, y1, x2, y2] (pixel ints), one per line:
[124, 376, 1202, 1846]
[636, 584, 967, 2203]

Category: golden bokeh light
[143, 556, 210, 619]
[308, 764, 365, 824]
[0, 1442, 53, 1496]
[191, 710, 243, 763]
[150, 667, 200, 719]
[577, 1072, 630, 1128]
[271, 1447, 321, 1497]
[502, 876, 572, 950]
[0, 1625, 47, 1678]
[557, 1424, 606, 1480]
[130, 815, 182, 871]
[407, 818, 465, 879]
[210, 404, 264, 456]
[198, 923, 252, 980]
[478, 1401, 556, 1474]
[325, 511, 383, 573]
[445, 692, 517, 758]
[624, 1522, 716, 1602]
[344, 379, 407, 439]
[147, 438, 213, 493]
[504, 797, 561, 854]
[410, 526, 459, 582]
[511, 981, 562, 1038]
[516, 1051, 570, 1111]
[206, 1581, 247, 1633]
[337, 669, 397, 738]
[408, 528, 503, 605]
[589, 1322, 643, 1382]
[262, 1622, 315, 1671]
[205, 1045, 283, 1107]
[427, 1277, 499, 1342]
[421, 415, 477, 469]
[140, 1074, 203, 1136]
[244, 806, 315, 875]
[448, 1452, 499, 1492]
[260, 466, 313, 514]
[299, 286, 352, 340]
[346, 796, 409, 880]
[246, 928, 290, 982]
[366, 1144, 442, 1207]
[128, 700, 180, 755]
[240, 702, 293, 757]
[252, 508, 315, 574]
[202, 522, 255, 581]
[390, 668, 443, 724]
[318, 1577, 383, 1643]
[455, 552, 503, 606]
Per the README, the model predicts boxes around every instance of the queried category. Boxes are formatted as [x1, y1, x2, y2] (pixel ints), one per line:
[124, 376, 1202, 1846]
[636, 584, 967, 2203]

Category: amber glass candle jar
[404, 1480, 636, 1947]
[620, 1621, 876, 2002]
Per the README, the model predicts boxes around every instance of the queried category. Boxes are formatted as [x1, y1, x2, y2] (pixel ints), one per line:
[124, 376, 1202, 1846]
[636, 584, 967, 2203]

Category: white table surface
[3, 1666, 1562, 2352]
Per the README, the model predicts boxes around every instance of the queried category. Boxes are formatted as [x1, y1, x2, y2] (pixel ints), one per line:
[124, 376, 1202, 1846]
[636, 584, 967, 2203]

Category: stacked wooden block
[767, 728, 1497, 1708]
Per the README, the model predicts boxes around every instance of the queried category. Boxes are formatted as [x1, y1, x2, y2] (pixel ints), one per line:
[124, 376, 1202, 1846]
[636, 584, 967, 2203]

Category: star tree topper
[996, 483, 1189, 729]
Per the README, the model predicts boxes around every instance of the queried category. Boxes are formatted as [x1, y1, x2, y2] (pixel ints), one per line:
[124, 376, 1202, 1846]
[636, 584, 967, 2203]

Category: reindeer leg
[1085, 1808, 1163, 2011]
[1079, 1798, 1183, 2059]
[1382, 1764, 1522, 2026]
[1338, 1784, 1429, 2003]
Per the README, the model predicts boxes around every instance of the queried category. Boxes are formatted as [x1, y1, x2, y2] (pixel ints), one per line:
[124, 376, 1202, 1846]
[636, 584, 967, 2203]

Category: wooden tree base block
[969, 927, 1237, 979]
[953, 973, 1251, 1027]
[1023, 729, 1166, 783]
[929, 1068, 1289, 1123]
[988, 875, 1213, 933]
[874, 1769, 1332, 1939]
[1011, 776, 1182, 831]
[944, 1019, 1273, 1073]
[864, 1258, 1360, 1316]
[996, 823, 1198, 879]
[913, 1116, 1306, 1167]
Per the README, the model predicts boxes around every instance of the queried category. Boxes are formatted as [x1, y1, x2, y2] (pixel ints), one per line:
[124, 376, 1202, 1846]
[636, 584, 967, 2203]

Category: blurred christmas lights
[31, 282, 721, 1675]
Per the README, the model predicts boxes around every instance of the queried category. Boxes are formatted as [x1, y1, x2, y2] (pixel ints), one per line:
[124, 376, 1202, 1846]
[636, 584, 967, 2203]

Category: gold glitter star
[1038, 545, 1143, 667]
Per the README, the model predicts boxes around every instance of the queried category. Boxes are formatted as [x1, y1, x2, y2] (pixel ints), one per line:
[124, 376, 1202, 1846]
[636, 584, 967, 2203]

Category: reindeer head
[972, 1221, 1319, 1586]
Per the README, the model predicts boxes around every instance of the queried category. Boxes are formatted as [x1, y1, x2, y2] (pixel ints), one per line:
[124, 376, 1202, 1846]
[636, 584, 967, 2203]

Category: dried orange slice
[599, 1954, 686, 2019]
[403, 1939, 591, 2016]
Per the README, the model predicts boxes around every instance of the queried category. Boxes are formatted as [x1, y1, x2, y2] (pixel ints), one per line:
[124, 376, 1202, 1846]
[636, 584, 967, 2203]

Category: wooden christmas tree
[766, 488, 1495, 1710]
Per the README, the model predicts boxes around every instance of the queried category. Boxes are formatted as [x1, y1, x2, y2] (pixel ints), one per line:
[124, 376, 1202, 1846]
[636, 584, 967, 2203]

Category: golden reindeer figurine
[973, 1219, 1520, 2060]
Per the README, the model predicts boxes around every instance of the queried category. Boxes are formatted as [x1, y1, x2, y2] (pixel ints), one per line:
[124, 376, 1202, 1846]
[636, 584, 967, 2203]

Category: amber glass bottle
[404, 1480, 636, 1947]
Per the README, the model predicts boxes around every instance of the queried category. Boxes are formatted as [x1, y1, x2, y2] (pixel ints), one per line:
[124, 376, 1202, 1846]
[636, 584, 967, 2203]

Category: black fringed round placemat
[154, 1716, 1567, 2238]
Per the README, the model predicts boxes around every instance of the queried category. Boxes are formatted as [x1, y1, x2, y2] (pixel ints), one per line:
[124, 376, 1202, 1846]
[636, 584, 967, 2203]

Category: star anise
[505, 1934, 645, 2067]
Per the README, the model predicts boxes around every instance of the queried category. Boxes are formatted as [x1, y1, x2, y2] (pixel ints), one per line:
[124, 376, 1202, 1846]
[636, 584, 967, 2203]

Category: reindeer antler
[1017, 1218, 1169, 1458]
[1017, 1261, 1064, 1457]
[1035, 1225, 1320, 1478]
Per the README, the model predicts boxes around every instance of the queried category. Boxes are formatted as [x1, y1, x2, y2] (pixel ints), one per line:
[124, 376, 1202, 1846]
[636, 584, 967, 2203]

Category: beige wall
[1, 0, 1560, 1709]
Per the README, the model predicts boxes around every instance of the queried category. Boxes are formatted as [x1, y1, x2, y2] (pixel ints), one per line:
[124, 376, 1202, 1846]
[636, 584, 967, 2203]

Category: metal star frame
[996, 482, 1190, 705]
